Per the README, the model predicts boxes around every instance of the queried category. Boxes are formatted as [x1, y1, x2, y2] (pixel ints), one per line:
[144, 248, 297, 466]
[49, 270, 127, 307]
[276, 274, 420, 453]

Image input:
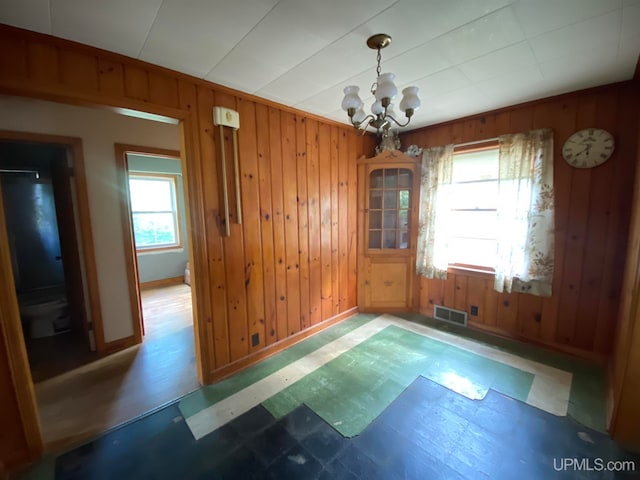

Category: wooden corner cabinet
[357, 150, 420, 312]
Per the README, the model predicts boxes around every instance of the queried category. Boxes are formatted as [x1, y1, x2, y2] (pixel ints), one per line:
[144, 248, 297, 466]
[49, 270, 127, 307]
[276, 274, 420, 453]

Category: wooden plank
[347, 131, 358, 309]
[483, 279, 499, 327]
[330, 126, 340, 315]
[281, 111, 301, 335]
[0, 36, 27, 78]
[574, 91, 617, 350]
[556, 96, 595, 345]
[429, 279, 445, 312]
[466, 276, 485, 324]
[59, 49, 98, 92]
[306, 118, 322, 326]
[419, 277, 430, 316]
[454, 274, 468, 312]
[149, 72, 179, 108]
[216, 92, 249, 361]
[97, 59, 124, 97]
[256, 104, 277, 345]
[443, 273, 456, 307]
[296, 116, 310, 330]
[195, 86, 228, 368]
[27, 41, 59, 84]
[124, 65, 149, 102]
[337, 129, 349, 312]
[539, 97, 577, 343]
[517, 293, 543, 339]
[319, 123, 333, 321]
[268, 107, 288, 341]
[596, 88, 639, 353]
[237, 98, 266, 353]
[496, 291, 519, 333]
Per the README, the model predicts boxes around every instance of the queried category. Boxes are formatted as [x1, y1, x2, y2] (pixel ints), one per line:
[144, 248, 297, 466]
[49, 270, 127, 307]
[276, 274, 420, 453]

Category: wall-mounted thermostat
[213, 106, 240, 130]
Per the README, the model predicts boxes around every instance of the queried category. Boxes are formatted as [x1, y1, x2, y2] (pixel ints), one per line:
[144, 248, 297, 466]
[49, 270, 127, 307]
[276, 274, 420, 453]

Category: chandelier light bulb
[371, 99, 384, 115]
[341, 85, 363, 111]
[374, 73, 397, 101]
[399, 86, 421, 112]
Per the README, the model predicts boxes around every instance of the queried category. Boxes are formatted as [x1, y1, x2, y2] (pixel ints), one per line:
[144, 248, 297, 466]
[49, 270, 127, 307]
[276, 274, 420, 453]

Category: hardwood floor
[34, 284, 198, 452]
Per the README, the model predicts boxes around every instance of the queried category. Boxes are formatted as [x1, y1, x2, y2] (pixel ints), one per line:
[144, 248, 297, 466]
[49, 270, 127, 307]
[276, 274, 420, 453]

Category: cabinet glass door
[368, 168, 412, 249]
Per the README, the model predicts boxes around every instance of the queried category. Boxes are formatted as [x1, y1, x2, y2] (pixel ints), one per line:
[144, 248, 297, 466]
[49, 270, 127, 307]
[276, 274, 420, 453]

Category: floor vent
[433, 305, 468, 327]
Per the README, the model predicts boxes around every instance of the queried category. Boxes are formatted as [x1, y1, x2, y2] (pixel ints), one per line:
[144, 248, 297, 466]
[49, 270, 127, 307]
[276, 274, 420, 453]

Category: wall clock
[562, 128, 614, 168]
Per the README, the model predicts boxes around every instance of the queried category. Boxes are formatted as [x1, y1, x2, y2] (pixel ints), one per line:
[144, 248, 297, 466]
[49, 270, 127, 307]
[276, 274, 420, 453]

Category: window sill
[136, 246, 184, 255]
[447, 265, 495, 279]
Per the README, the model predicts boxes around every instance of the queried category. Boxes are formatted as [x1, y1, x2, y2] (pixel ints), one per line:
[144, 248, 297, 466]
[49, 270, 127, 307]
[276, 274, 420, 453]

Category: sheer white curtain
[494, 128, 554, 296]
[416, 144, 454, 279]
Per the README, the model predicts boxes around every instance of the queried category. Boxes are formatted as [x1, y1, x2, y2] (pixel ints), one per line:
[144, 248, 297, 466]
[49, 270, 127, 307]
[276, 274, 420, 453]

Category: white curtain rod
[454, 137, 499, 148]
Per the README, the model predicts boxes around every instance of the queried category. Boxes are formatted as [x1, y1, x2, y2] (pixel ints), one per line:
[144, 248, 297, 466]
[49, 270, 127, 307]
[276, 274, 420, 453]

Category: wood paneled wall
[608, 107, 640, 450]
[0, 24, 374, 470]
[400, 84, 640, 359]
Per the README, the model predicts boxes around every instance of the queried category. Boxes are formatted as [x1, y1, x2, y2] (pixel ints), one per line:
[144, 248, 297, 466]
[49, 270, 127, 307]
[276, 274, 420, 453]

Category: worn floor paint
[181, 314, 573, 440]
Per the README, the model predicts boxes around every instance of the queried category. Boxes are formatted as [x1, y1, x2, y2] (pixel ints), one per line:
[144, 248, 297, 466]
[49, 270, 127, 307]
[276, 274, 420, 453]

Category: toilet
[19, 289, 71, 339]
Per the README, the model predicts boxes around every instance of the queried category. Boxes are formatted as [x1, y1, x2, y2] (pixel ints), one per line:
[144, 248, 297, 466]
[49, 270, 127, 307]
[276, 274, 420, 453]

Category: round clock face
[562, 128, 615, 168]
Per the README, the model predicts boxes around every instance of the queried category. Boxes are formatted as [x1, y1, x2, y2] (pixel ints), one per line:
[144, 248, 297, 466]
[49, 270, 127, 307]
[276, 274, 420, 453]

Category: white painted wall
[0, 95, 180, 343]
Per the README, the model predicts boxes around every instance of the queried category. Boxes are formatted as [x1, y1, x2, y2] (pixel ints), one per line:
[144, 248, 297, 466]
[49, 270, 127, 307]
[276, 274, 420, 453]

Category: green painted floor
[262, 325, 534, 437]
[179, 313, 606, 437]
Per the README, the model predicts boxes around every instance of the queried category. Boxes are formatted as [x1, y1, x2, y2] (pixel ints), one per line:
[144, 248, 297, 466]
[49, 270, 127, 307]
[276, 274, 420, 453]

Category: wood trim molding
[0, 174, 43, 465]
[100, 335, 138, 356]
[140, 276, 185, 291]
[209, 307, 359, 383]
[0, 131, 106, 352]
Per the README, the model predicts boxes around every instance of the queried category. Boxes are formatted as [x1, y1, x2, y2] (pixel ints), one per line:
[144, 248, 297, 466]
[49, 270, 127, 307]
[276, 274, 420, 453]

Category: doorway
[0, 140, 98, 382]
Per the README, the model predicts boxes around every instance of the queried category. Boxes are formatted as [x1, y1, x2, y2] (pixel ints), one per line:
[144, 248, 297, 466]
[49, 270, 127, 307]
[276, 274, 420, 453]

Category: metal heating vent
[433, 305, 468, 327]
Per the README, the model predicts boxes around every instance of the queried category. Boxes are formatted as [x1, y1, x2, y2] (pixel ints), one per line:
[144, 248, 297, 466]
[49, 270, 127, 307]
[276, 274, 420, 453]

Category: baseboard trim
[140, 276, 184, 291]
[467, 320, 607, 365]
[101, 335, 138, 356]
[206, 307, 359, 384]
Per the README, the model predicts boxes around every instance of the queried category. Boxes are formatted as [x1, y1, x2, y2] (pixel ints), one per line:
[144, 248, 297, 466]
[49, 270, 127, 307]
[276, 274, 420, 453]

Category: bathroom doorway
[0, 138, 97, 382]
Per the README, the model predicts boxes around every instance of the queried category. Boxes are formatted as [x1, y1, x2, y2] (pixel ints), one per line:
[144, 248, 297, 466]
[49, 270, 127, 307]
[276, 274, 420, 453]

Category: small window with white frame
[443, 146, 499, 270]
[128, 173, 181, 251]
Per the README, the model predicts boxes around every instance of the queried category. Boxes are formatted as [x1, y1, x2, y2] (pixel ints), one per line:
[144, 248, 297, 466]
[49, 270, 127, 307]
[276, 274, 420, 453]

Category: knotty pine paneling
[0, 27, 375, 471]
[401, 84, 640, 359]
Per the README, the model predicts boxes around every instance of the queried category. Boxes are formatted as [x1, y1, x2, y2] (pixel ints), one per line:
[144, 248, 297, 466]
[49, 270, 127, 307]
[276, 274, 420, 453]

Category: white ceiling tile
[538, 41, 634, 91]
[51, 0, 164, 58]
[256, 33, 375, 105]
[410, 67, 471, 100]
[430, 7, 525, 65]
[476, 64, 544, 102]
[621, 4, 640, 55]
[513, 0, 622, 38]
[457, 42, 538, 82]
[359, 0, 513, 57]
[139, 0, 278, 78]
[207, 0, 394, 92]
[295, 87, 348, 115]
[529, 10, 622, 63]
[0, 0, 50, 34]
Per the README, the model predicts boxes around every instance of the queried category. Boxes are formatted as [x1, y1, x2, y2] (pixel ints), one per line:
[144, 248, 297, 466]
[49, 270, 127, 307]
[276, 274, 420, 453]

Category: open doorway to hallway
[0, 94, 201, 453]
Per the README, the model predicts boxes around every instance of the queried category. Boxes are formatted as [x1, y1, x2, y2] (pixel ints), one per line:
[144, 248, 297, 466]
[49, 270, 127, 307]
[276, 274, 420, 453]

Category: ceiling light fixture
[341, 34, 421, 135]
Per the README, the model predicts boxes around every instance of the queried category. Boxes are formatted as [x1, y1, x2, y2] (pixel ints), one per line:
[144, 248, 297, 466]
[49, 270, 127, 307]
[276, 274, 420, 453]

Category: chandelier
[341, 34, 421, 134]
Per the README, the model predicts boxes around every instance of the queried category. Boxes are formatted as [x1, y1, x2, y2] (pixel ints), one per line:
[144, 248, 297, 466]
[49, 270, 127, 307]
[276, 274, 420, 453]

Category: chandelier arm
[351, 113, 375, 129]
[385, 114, 411, 128]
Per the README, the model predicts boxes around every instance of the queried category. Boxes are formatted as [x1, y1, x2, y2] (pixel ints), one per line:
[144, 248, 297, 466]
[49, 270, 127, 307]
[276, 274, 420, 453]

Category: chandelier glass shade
[341, 34, 421, 134]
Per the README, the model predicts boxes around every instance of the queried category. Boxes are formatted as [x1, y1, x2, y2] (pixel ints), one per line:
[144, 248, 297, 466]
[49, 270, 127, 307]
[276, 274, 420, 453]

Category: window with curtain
[416, 128, 554, 296]
[129, 174, 181, 251]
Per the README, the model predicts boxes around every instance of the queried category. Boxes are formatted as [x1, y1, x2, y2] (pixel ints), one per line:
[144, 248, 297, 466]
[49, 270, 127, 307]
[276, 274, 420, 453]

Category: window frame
[447, 142, 499, 273]
[128, 172, 183, 253]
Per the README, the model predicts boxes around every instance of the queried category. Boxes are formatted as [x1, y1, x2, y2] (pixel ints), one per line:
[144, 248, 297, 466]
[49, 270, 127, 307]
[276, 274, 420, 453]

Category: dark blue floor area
[55, 376, 640, 479]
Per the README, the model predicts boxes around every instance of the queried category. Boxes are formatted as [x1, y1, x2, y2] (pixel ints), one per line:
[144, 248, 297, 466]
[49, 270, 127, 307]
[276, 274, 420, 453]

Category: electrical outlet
[470, 305, 479, 316]
[251, 333, 260, 347]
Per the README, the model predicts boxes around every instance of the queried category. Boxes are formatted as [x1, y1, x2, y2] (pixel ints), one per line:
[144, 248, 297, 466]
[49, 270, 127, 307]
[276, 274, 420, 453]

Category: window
[128, 174, 181, 251]
[368, 168, 412, 249]
[443, 147, 499, 269]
